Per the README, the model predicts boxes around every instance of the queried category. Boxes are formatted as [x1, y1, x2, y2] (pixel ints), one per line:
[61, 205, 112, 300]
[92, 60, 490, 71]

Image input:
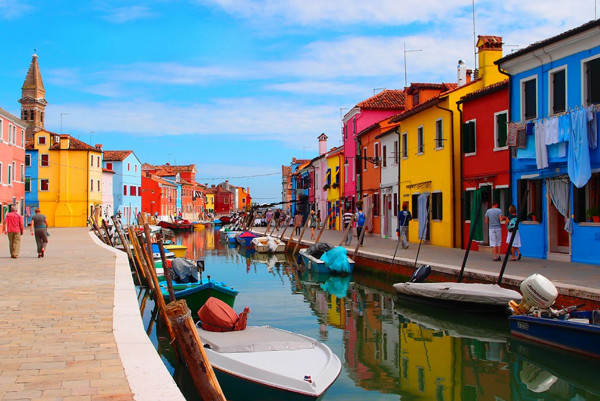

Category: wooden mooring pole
[166, 300, 227, 401]
[292, 216, 311, 255]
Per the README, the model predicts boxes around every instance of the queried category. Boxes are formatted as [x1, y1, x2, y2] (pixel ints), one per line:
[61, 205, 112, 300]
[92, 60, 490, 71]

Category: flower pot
[593, 216, 600, 223]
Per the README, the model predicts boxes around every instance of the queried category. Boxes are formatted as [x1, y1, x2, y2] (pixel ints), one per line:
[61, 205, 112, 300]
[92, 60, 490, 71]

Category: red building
[141, 171, 178, 218]
[458, 80, 510, 252]
[213, 184, 234, 215]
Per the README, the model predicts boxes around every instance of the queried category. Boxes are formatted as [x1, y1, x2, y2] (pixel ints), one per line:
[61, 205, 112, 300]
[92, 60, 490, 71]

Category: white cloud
[0, 0, 31, 19]
[264, 80, 366, 96]
[101, 5, 155, 23]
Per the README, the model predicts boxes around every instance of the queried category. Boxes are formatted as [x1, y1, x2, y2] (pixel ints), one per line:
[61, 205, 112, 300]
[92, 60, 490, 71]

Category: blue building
[103, 150, 141, 224]
[24, 144, 39, 226]
[497, 20, 600, 265]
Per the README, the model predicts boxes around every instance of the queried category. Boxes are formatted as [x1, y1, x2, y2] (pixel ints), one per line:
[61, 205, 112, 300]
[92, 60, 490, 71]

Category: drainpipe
[396, 125, 402, 227]
[436, 102, 456, 248]
[496, 63, 512, 204]
[457, 101, 464, 249]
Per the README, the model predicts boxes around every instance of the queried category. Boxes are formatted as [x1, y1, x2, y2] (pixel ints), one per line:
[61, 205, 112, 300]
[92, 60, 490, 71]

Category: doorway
[548, 201, 570, 254]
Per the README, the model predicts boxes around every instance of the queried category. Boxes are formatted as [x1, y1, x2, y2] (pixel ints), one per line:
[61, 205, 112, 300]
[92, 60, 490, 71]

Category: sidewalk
[253, 226, 600, 304]
[0, 228, 184, 401]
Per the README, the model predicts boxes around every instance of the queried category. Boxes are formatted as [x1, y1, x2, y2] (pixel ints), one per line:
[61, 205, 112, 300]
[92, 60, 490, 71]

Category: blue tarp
[320, 246, 351, 273]
[320, 275, 351, 298]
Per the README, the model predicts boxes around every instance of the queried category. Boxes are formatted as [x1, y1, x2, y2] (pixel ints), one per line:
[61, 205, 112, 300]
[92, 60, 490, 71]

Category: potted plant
[587, 207, 600, 223]
[323, 183, 330, 190]
[331, 182, 338, 189]
[527, 211, 536, 221]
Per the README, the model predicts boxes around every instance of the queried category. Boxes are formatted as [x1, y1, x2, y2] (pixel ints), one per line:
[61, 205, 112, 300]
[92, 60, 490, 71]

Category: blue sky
[0, 1, 597, 202]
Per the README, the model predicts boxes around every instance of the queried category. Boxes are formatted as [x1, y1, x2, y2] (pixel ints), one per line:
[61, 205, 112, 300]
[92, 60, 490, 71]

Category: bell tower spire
[19, 52, 47, 138]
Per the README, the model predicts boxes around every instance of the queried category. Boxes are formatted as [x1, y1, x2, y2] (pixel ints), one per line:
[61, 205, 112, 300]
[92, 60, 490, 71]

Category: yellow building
[34, 131, 103, 227]
[395, 36, 504, 247]
[205, 191, 215, 214]
[325, 147, 344, 230]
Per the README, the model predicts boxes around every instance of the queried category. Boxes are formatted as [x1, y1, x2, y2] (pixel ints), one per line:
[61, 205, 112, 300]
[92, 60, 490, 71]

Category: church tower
[19, 53, 47, 138]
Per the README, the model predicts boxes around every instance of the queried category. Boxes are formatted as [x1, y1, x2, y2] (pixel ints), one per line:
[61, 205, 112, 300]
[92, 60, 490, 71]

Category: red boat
[219, 216, 232, 224]
[158, 220, 193, 231]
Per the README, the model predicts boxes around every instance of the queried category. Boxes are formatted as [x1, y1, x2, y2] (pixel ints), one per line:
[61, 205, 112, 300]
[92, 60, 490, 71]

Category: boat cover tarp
[266, 236, 281, 253]
[305, 242, 332, 259]
[171, 258, 199, 283]
[198, 297, 249, 332]
[238, 231, 257, 238]
[320, 275, 351, 298]
[320, 246, 351, 273]
[393, 282, 522, 305]
[198, 325, 317, 353]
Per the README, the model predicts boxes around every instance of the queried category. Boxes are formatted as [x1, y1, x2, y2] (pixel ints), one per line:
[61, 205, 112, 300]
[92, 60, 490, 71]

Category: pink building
[0, 107, 27, 221]
[342, 90, 406, 212]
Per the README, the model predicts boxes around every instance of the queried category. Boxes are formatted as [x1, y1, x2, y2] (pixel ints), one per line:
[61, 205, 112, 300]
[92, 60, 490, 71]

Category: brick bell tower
[19, 53, 47, 139]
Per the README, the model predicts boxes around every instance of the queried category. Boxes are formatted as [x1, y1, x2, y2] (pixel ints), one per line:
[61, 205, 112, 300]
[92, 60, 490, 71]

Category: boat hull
[163, 244, 187, 258]
[509, 313, 600, 359]
[158, 220, 192, 230]
[236, 232, 258, 247]
[160, 281, 238, 314]
[298, 249, 354, 274]
[196, 326, 341, 398]
[251, 237, 286, 253]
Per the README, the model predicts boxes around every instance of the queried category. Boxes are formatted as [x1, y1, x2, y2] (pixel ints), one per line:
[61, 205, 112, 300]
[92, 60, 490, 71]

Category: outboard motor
[409, 265, 431, 283]
[509, 274, 558, 315]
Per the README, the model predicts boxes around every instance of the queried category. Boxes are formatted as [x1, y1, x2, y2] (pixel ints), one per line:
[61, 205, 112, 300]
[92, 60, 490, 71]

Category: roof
[357, 89, 406, 109]
[142, 163, 156, 171]
[390, 95, 444, 123]
[103, 150, 133, 161]
[22, 54, 45, 92]
[497, 19, 600, 64]
[49, 134, 100, 152]
[144, 172, 177, 187]
[154, 164, 196, 176]
[405, 83, 448, 95]
[25, 139, 35, 150]
[458, 80, 509, 104]
[0, 107, 27, 127]
[476, 35, 503, 50]
[102, 168, 115, 174]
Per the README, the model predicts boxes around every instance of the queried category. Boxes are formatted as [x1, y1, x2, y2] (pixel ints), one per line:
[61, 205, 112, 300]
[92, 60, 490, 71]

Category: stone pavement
[253, 225, 600, 304]
[0, 228, 184, 401]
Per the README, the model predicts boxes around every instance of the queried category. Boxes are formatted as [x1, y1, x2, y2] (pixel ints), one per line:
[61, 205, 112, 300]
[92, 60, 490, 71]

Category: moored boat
[164, 244, 187, 258]
[251, 236, 285, 253]
[160, 279, 238, 313]
[298, 243, 354, 274]
[236, 231, 258, 247]
[158, 220, 193, 231]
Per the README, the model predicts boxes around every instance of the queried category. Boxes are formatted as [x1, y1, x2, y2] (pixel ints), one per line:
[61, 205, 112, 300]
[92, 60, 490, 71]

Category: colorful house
[378, 123, 401, 239]
[205, 188, 215, 214]
[497, 20, 600, 264]
[0, 108, 27, 222]
[312, 133, 330, 223]
[392, 36, 505, 248]
[101, 167, 115, 220]
[103, 150, 141, 224]
[342, 90, 406, 214]
[458, 80, 510, 252]
[325, 147, 344, 230]
[24, 140, 38, 225]
[141, 171, 177, 218]
[33, 131, 103, 227]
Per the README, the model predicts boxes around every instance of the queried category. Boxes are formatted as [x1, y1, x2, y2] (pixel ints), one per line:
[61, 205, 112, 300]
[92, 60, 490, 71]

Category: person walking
[30, 208, 49, 258]
[294, 213, 303, 235]
[355, 207, 366, 246]
[309, 210, 317, 240]
[3, 205, 24, 258]
[274, 209, 281, 230]
[485, 201, 505, 261]
[397, 201, 412, 249]
[504, 204, 522, 261]
[342, 209, 354, 245]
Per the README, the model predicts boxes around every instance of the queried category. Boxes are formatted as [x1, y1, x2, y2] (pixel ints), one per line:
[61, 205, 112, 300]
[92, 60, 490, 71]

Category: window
[522, 77, 537, 120]
[585, 56, 600, 105]
[38, 135, 46, 145]
[393, 192, 398, 216]
[382, 145, 387, 167]
[130, 186, 137, 196]
[40, 154, 49, 167]
[106, 162, 113, 170]
[417, 127, 424, 154]
[127, 163, 130, 171]
[90, 179, 94, 191]
[25, 154, 31, 167]
[97, 156, 100, 168]
[463, 120, 476, 154]
[90, 155, 94, 166]
[344, 161, 348, 183]
[21, 130, 24, 147]
[464, 190, 474, 220]
[135, 165, 138, 172]
[7, 164, 11, 185]
[435, 119, 444, 149]
[0, 163, 2, 183]
[495, 111, 508, 149]
[550, 68, 566, 114]
[123, 185, 128, 195]
[402, 133, 408, 158]
[373, 193, 380, 216]
[573, 172, 600, 222]
[432, 192, 443, 220]
[374, 143, 380, 167]
[394, 140, 399, 164]
[8, 124, 12, 144]
[40, 179, 49, 191]
[98, 180, 101, 192]
[517, 179, 542, 222]
[0, 118, 3, 141]
[363, 148, 367, 170]
[412, 193, 419, 216]
[493, 187, 510, 216]
[20, 164, 24, 181]
[413, 92, 419, 106]
[25, 177, 31, 192]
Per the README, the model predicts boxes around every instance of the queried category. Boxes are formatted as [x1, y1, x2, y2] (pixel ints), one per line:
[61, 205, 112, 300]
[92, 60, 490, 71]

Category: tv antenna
[404, 43, 422, 88]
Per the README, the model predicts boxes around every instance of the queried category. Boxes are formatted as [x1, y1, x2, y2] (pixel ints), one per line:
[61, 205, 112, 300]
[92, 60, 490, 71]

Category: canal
[138, 227, 600, 401]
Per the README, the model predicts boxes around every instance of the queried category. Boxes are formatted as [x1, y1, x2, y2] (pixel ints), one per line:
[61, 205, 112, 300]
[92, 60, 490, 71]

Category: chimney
[457, 60, 467, 86]
[466, 69, 473, 84]
[476, 35, 503, 86]
[95, 144, 103, 150]
[318, 133, 328, 156]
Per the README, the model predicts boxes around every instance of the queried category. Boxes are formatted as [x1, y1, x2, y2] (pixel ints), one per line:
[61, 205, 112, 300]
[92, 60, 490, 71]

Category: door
[548, 201, 570, 254]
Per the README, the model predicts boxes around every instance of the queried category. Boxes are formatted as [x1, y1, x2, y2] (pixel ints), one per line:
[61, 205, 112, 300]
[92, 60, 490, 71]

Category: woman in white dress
[505, 205, 522, 261]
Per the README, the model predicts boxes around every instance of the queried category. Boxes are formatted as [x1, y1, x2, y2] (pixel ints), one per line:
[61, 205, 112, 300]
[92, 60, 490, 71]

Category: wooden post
[102, 219, 114, 247]
[264, 214, 274, 236]
[128, 227, 150, 286]
[285, 219, 300, 251]
[315, 214, 330, 244]
[112, 216, 141, 285]
[90, 214, 108, 244]
[353, 204, 373, 259]
[278, 216, 292, 240]
[293, 215, 311, 255]
[339, 215, 356, 247]
[156, 235, 176, 302]
[165, 300, 227, 401]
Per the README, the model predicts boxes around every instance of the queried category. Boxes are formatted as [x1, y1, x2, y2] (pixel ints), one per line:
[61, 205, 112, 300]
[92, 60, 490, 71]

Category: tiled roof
[458, 80, 509, 104]
[154, 164, 196, 176]
[357, 89, 405, 109]
[0, 107, 27, 127]
[102, 168, 115, 174]
[142, 163, 156, 171]
[497, 19, 600, 64]
[49, 134, 100, 151]
[103, 150, 132, 161]
[477, 35, 503, 50]
[406, 83, 445, 94]
[390, 96, 443, 123]
[25, 139, 35, 150]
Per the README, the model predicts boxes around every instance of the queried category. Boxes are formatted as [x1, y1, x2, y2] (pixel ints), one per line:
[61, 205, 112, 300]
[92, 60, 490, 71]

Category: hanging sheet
[546, 177, 572, 233]
[417, 193, 429, 240]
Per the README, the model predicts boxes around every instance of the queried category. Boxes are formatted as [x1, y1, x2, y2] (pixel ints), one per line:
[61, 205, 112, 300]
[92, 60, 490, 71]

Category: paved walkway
[0, 228, 184, 401]
[252, 226, 600, 303]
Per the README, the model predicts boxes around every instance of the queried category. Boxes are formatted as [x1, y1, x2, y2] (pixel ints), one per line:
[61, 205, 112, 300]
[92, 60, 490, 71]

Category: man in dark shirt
[397, 202, 412, 249]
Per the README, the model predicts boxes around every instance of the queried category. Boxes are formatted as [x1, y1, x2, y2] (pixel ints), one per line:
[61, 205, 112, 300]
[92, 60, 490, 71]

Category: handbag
[507, 218, 518, 232]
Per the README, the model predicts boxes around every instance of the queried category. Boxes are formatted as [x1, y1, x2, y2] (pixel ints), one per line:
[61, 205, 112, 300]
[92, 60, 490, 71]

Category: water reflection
[139, 229, 600, 401]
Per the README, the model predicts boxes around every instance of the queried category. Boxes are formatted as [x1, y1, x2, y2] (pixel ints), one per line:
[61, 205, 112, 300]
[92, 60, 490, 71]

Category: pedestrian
[3, 205, 24, 258]
[342, 209, 354, 245]
[484, 201, 505, 261]
[294, 213, 303, 235]
[30, 208, 49, 258]
[274, 209, 281, 230]
[504, 204, 522, 261]
[309, 210, 317, 240]
[355, 207, 365, 246]
[265, 209, 273, 228]
[397, 201, 412, 249]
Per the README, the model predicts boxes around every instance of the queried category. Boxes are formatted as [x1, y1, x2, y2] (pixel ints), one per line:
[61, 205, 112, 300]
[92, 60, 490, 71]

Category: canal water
[138, 228, 600, 401]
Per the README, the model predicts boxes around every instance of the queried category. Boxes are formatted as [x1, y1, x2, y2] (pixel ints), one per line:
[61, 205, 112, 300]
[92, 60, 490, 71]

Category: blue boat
[509, 310, 600, 359]
[225, 231, 242, 244]
[298, 246, 354, 274]
[236, 231, 258, 247]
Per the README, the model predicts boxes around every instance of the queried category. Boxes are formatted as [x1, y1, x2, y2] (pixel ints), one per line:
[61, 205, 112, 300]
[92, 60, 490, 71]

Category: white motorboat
[251, 236, 286, 253]
[196, 325, 341, 398]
